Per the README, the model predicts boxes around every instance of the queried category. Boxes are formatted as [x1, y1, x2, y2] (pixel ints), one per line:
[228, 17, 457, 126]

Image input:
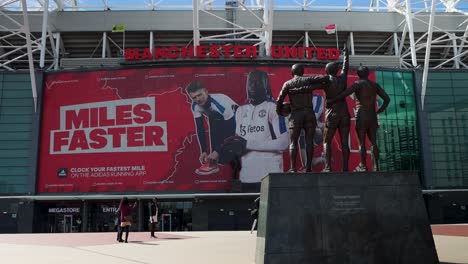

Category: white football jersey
[235, 101, 288, 183]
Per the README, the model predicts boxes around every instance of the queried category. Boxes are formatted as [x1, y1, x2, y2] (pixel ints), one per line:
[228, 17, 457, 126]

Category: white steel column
[192, 0, 200, 56]
[421, 0, 437, 110]
[393, 32, 399, 56]
[192, 0, 273, 58]
[39, 0, 49, 68]
[451, 34, 460, 69]
[21, 0, 38, 112]
[149, 31, 154, 55]
[349, 32, 355, 55]
[457, 25, 468, 68]
[405, 0, 418, 67]
[102, 32, 107, 58]
[263, 0, 274, 56]
[54, 32, 60, 70]
[305, 31, 309, 47]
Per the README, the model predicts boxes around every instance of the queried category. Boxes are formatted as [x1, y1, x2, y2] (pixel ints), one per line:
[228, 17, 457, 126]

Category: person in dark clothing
[76, 217, 82, 232]
[149, 197, 159, 238]
[250, 197, 260, 233]
[276, 66, 329, 172]
[117, 197, 137, 243]
[114, 209, 121, 241]
[289, 45, 350, 172]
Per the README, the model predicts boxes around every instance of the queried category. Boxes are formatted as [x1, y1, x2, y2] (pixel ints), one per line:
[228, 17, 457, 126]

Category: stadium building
[0, 0, 467, 233]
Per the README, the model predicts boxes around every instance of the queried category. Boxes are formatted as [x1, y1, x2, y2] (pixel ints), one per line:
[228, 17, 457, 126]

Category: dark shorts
[325, 113, 350, 129]
[289, 110, 316, 129]
[355, 110, 379, 130]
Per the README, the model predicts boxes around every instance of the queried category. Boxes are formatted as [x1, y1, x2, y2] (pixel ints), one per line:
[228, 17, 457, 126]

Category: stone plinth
[255, 172, 439, 264]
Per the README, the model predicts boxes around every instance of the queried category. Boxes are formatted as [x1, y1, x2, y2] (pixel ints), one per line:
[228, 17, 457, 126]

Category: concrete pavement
[0, 226, 467, 264]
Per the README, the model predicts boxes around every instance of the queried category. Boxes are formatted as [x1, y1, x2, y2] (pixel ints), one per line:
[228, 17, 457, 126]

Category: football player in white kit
[231, 70, 289, 183]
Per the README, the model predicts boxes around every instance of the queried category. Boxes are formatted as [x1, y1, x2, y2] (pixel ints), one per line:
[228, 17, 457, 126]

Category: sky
[3, 0, 468, 12]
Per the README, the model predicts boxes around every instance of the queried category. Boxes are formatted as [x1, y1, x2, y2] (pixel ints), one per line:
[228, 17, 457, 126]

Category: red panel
[38, 66, 376, 193]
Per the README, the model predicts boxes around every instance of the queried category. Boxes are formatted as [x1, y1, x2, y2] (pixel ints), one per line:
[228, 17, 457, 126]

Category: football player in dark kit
[276, 65, 329, 173]
[328, 66, 390, 171]
[289, 45, 350, 172]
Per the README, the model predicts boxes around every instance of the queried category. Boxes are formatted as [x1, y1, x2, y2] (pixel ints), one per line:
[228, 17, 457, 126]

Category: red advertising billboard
[38, 66, 375, 193]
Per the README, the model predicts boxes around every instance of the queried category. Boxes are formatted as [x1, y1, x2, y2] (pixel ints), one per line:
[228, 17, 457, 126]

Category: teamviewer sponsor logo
[57, 168, 68, 178]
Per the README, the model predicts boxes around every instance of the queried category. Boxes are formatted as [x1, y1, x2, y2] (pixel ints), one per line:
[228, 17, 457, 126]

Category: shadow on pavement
[132, 241, 160, 246]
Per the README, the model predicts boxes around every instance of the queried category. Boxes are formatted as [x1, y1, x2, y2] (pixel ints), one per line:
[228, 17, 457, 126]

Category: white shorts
[240, 151, 283, 183]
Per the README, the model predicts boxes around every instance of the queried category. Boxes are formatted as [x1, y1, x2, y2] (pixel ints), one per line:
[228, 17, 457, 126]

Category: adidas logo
[57, 168, 68, 178]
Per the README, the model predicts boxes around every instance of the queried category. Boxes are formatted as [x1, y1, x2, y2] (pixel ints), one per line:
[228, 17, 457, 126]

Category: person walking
[149, 197, 159, 238]
[117, 197, 137, 243]
[114, 208, 121, 242]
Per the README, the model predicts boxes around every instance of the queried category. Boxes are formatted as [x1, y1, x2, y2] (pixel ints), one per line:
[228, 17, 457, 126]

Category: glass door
[63, 215, 73, 233]
[161, 213, 172, 232]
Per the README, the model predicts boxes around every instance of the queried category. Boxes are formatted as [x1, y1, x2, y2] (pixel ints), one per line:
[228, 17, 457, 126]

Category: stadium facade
[0, 0, 467, 233]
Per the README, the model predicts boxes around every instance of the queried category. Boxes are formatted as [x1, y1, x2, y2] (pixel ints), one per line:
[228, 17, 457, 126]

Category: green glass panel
[401, 79, 415, 96]
[454, 103, 468, 112]
[429, 135, 459, 145]
[428, 120, 459, 128]
[427, 80, 453, 88]
[453, 95, 468, 102]
[425, 104, 455, 112]
[2, 82, 32, 90]
[451, 81, 468, 88]
[0, 150, 30, 158]
[0, 140, 31, 149]
[0, 124, 32, 132]
[0, 167, 30, 176]
[428, 72, 452, 80]
[397, 118, 409, 127]
[455, 112, 468, 120]
[0, 158, 30, 167]
[381, 71, 394, 79]
[376, 71, 420, 173]
[0, 106, 34, 115]
[431, 143, 460, 153]
[425, 96, 454, 104]
[0, 98, 33, 107]
[432, 161, 449, 170]
[0, 115, 33, 124]
[425, 89, 453, 97]
[0, 185, 27, 195]
[0, 175, 28, 184]
[1, 90, 33, 98]
[451, 72, 468, 80]
[0, 132, 32, 140]
[3, 74, 30, 82]
[432, 153, 461, 161]
[382, 78, 395, 95]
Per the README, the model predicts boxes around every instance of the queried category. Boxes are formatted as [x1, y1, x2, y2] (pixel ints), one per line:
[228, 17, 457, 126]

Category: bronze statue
[276, 65, 328, 172]
[328, 66, 390, 171]
[289, 46, 350, 172]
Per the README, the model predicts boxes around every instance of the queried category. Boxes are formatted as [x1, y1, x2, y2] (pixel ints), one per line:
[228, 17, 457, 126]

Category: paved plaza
[0, 225, 467, 264]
